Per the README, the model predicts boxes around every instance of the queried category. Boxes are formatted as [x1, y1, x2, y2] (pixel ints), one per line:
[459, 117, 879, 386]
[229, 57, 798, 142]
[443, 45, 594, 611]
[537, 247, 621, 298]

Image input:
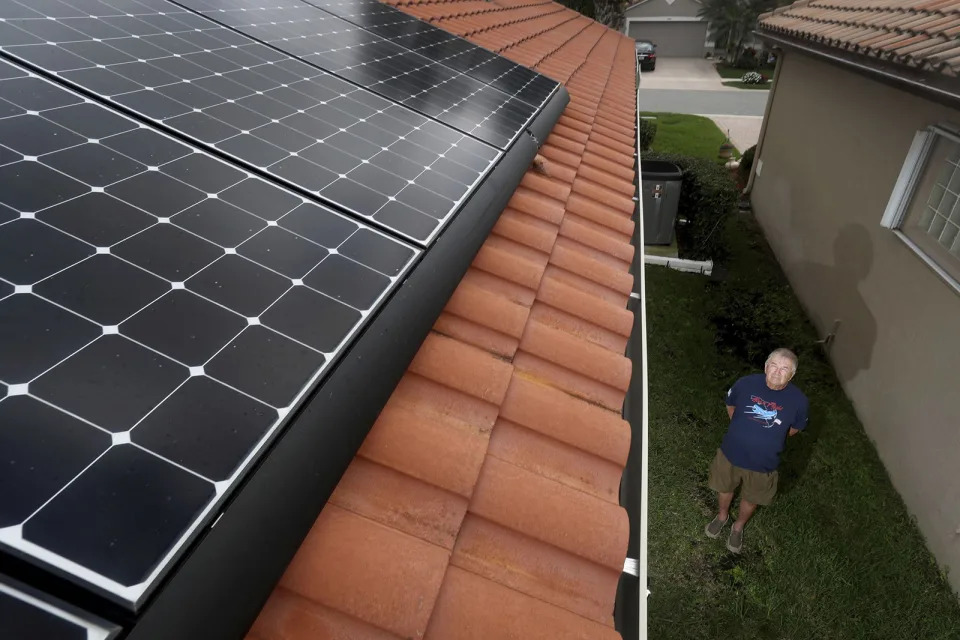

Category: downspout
[643, 255, 713, 275]
[743, 42, 783, 195]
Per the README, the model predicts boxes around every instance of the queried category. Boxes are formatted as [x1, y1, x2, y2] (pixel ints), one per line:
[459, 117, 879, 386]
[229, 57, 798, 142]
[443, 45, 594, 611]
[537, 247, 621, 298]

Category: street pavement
[639, 88, 769, 117]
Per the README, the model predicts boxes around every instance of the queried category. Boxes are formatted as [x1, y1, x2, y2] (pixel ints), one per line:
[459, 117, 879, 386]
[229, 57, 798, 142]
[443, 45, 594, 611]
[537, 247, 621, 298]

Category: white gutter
[643, 255, 713, 275]
[635, 60, 651, 640]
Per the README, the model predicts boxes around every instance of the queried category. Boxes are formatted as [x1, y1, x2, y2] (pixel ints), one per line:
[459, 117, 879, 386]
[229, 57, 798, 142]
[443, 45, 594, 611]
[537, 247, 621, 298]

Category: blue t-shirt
[721, 374, 809, 473]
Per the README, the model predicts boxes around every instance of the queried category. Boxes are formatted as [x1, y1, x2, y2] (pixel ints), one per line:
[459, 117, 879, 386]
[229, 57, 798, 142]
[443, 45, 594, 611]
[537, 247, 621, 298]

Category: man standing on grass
[705, 348, 808, 553]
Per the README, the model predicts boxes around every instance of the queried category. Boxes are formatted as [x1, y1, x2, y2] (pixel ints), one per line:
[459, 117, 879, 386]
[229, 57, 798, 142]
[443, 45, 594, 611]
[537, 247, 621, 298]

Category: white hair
[766, 348, 798, 373]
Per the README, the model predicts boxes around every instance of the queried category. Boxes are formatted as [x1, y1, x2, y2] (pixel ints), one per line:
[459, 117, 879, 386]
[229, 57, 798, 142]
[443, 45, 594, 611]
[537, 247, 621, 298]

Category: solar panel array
[301, 0, 558, 109]
[1, 578, 118, 640]
[0, 0, 560, 623]
[0, 56, 417, 607]
[178, 0, 544, 150]
[0, 0, 506, 243]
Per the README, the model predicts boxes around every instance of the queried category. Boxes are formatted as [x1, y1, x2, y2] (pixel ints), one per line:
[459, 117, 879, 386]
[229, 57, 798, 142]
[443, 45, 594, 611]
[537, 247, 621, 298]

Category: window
[883, 126, 960, 291]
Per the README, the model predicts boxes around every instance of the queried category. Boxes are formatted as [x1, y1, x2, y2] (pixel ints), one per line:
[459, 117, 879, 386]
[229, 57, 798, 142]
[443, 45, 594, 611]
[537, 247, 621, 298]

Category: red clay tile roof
[759, 0, 960, 77]
[247, 1, 637, 638]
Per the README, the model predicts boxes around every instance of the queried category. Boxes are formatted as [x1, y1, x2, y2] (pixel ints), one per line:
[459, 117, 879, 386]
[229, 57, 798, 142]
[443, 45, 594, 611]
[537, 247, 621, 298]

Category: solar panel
[0, 0, 502, 243]
[0, 578, 119, 640]
[0, 55, 419, 608]
[301, 0, 560, 110]
[175, 0, 546, 150]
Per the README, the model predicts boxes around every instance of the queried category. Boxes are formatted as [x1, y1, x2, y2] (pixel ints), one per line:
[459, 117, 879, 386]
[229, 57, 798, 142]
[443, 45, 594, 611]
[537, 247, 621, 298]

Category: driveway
[638, 58, 728, 91]
[639, 57, 768, 150]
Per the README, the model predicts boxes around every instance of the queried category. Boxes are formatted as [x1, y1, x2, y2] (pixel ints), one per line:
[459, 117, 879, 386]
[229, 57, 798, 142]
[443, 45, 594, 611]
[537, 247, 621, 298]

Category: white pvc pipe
[643, 254, 714, 276]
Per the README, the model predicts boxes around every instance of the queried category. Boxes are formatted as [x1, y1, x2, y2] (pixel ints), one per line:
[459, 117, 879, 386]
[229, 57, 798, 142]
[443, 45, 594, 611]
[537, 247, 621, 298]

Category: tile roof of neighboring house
[246, 2, 637, 639]
[758, 0, 960, 77]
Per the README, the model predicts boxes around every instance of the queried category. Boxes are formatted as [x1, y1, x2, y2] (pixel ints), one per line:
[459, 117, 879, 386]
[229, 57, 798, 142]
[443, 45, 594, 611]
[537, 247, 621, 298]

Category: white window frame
[882, 124, 960, 295]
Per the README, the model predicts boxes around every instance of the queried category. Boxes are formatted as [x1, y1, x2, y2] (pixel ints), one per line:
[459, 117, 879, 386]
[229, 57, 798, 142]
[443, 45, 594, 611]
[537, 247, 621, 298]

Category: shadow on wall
[778, 224, 878, 496]
[796, 223, 878, 383]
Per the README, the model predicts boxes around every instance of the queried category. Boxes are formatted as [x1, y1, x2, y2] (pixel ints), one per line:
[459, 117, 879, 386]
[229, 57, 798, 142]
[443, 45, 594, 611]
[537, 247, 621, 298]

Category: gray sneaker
[727, 526, 743, 553]
[704, 515, 728, 539]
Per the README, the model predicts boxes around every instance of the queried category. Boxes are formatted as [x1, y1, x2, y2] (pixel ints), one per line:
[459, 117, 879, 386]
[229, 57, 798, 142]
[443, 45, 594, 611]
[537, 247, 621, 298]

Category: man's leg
[732, 498, 757, 531]
[706, 449, 737, 538]
[717, 491, 734, 522]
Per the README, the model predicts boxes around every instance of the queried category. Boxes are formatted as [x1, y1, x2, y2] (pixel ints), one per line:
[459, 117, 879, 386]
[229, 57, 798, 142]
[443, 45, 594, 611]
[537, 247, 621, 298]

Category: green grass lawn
[645, 213, 960, 639]
[722, 80, 771, 90]
[641, 112, 739, 159]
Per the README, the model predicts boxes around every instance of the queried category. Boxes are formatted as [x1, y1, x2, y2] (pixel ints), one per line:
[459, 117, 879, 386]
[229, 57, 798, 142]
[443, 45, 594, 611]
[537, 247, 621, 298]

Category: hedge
[642, 152, 738, 262]
[638, 117, 657, 152]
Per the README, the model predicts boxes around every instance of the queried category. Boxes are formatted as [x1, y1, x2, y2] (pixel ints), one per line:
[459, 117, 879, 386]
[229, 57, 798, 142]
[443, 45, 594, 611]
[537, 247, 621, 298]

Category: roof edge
[757, 29, 960, 108]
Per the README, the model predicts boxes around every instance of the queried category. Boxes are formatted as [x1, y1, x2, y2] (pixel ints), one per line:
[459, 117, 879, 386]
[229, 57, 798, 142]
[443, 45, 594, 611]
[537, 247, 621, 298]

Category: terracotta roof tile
[329, 458, 468, 549]
[278, 505, 449, 638]
[513, 350, 628, 411]
[424, 566, 622, 639]
[487, 418, 624, 502]
[252, 590, 400, 640]
[451, 514, 620, 622]
[759, 0, 960, 76]
[251, 1, 637, 637]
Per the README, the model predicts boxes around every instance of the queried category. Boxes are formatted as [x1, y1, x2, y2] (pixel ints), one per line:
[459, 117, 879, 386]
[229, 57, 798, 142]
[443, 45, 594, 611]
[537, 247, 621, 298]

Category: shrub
[643, 152, 738, 261]
[737, 144, 756, 188]
[638, 117, 658, 151]
[741, 71, 764, 84]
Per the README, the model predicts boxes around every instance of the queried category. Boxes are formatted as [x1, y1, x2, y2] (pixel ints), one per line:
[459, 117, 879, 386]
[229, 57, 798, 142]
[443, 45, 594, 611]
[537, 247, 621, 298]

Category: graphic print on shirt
[745, 395, 783, 428]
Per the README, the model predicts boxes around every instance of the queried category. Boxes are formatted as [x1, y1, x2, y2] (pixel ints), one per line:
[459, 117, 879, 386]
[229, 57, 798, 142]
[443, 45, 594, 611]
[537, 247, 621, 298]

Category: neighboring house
[247, 2, 641, 638]
[625, 0, 709, 57]
[751, 1, 960, 594]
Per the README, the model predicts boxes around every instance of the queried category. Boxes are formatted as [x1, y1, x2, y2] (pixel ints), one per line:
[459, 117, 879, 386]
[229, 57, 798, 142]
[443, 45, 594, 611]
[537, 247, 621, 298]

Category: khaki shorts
[708, 448, 778, 506]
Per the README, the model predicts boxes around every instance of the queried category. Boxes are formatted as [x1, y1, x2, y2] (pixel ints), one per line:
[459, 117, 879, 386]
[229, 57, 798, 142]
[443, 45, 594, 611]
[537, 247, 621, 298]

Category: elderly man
[705, 348, 809, 553]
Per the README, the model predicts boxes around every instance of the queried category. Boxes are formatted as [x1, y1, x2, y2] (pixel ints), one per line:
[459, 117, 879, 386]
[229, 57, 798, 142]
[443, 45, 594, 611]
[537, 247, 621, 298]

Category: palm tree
[698, 0, 780, 66]
[594, 0, 627, 31]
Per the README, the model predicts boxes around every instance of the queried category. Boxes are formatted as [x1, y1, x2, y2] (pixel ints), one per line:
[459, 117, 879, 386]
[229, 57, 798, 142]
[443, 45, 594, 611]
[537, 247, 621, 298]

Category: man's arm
[726, 405, 735, 420]
[788, 427, 800, 436]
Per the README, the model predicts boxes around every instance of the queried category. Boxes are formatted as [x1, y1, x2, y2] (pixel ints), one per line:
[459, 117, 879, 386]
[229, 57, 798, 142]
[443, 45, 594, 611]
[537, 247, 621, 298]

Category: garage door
[628, 21, 708, 57]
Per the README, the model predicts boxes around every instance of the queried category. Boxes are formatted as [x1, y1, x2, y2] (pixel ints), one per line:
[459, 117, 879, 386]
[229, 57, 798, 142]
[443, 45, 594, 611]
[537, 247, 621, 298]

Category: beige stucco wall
[751, 51, 960, 594]
[625, 0, 701, 19]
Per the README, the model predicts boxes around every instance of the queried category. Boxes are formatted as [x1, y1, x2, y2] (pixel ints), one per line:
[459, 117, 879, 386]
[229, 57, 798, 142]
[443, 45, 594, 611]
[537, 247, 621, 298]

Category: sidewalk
[704, 114, 764, 152]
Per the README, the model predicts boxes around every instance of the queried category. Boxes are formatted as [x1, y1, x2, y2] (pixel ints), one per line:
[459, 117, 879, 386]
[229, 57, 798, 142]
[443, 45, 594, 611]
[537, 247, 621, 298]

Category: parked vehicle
[635, 40, 657, 71]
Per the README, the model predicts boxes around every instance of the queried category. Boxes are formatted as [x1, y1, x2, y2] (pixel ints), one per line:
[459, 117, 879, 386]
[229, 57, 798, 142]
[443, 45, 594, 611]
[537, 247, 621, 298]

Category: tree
[698, 0, 782, 66]
[594, 0, 626, 31]
[557, 0, 595, 20]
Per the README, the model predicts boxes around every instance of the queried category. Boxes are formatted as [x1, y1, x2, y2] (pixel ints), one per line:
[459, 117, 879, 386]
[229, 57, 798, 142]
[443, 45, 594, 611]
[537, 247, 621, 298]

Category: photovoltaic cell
[172, 0, 545, 149]
[302, 0, 559, 109]
[0, 55, 418, 608]
[0, 578, 118, 640]
[0, 0, 501, 243]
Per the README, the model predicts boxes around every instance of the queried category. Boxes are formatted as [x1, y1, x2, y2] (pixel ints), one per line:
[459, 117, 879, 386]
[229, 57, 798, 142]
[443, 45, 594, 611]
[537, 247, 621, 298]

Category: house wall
[624, 0, 701, 19]
[751, 51, 960, 594]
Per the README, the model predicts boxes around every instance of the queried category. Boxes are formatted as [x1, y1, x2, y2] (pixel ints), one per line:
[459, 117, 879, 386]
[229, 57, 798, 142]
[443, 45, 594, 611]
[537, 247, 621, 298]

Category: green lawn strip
[645, 213, 960, 639]
[714, 62, 774, 79]
[714, 63, 749, 79]
[722, 80, 771, 90]
[640, 112, 739, 160]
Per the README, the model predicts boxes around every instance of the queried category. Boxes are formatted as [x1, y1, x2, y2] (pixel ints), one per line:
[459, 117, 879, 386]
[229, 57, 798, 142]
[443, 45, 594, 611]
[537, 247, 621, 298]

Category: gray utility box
[639, 160, 682, 245]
